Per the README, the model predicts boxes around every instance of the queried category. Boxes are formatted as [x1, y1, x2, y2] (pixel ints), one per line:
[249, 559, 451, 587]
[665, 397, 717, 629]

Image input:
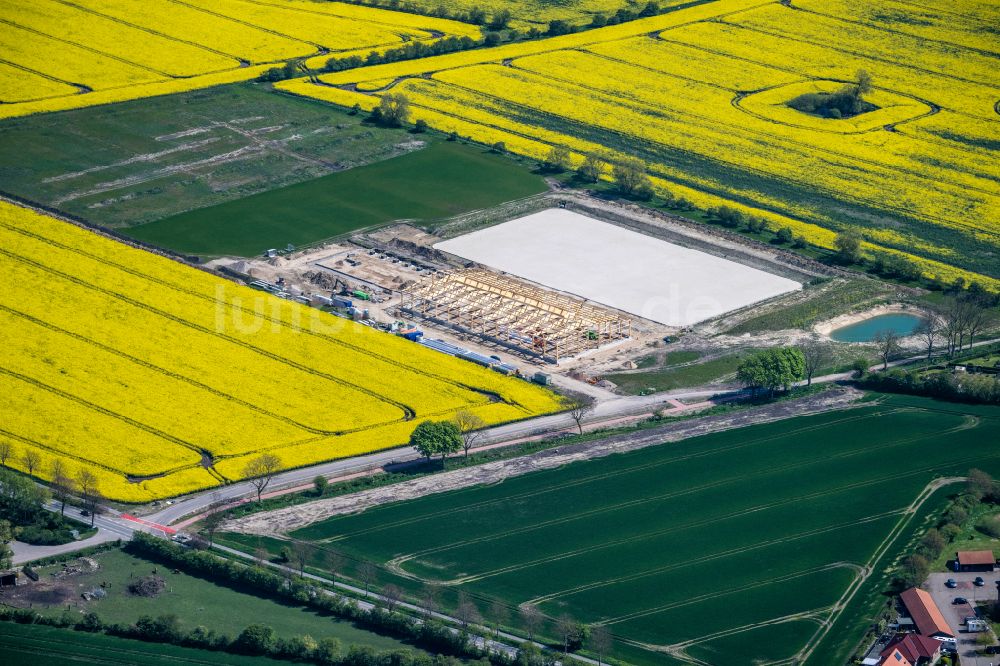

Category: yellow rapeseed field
[0, 0, 480, 120]
[282, 0, 1000, 290]
[0, 201, 562, 502]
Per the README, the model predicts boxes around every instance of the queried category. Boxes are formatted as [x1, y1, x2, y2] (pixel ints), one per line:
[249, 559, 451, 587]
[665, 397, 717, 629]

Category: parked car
[953, 597, 968, 604]
[974, 576, 985, 586]
[986, 645, 1000, 655]
[946, 578, 958, 588]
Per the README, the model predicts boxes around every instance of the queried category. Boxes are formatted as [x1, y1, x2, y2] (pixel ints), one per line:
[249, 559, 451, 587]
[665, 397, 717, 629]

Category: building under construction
[399, 269, 630, 362]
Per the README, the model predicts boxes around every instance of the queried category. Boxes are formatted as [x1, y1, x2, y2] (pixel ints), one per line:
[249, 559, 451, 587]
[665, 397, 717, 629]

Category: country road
[14, 337, 998, 563]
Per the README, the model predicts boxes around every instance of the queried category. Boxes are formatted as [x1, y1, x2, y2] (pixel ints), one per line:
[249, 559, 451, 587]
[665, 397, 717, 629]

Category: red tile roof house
[879, 634, 943, 666]
[956, 549, 996, 572]
[900, 588, 954, 639]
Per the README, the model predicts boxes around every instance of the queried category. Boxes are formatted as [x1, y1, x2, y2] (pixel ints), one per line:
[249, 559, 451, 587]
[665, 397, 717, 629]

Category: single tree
[22, 449, 41, 477]
[898, 553, 929, 588]
[291, 540, 316, 578]
[0, 519, 13, 569]
[736, 348, 805, 397]
[455, 592, 481, 630]
[454, 410, 486, 458]
[611, 157, 652, 196]
[322, 549, 345, 587]
[421, 583, 442, 619]
[833, 231, 862, 264]
[556, 614, 580, 654]
[801, 339, 829, 386]
[577, 154, 605, 183]
[76, 469, 100, 527]
[51, 459, 74, 515]
[375, 93, 411, 127]
[544, 145, 571, 173]
[382, 584, 403, 613]
[967, 468, 995, 501]
[872, 329, 901, 370]
[244, 453, 282, 504]
[568, 399, 594, 435]
[520, 605, 543, 641]
[855, 68, 873, 96]
[313, 475, 329, 496]
[409, 420, 462, 464]
[0, 440, 12, 468]
[201, 504, 226, 546]
[590, 624, 613, 665]
[357, 560, 378, 597]
[914, 314, 939, 359]
[488, 8, 511, 30]
[489, 600, 509, 638]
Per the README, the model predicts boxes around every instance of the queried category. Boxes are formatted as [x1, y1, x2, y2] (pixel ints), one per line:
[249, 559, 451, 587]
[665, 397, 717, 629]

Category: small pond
[830, 312, 923, 343]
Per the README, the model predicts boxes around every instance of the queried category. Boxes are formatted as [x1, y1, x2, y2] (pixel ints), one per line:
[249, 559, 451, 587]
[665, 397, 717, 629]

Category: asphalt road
[117, 337, 1000, 528]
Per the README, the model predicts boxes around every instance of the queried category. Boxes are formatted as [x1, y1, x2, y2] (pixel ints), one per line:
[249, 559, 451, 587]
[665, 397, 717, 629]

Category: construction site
[399, 269, 631, 362]
[209, 193, 823, 381]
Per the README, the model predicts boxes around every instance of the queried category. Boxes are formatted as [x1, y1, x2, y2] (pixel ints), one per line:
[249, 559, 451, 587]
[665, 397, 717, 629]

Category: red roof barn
[900, 587, 953, 639]
[956, 550, 995, 572]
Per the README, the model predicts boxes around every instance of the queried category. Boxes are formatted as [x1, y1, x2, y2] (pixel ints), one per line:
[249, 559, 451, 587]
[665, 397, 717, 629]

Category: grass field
[0, 84, 439, 229]
[125, 141, 547, 256]
[0, 200, 561, 501]
[604, 353, 744, 394]
[282, 0, 1000, 290]
[12, 549, 415, 653]
[254, 395, 1000, 666]
[0, 0, 479, 119]
[0, 622, 279, 666]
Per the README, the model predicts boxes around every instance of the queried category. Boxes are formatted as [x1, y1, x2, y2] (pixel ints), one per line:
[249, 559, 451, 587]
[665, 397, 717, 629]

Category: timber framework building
[400, 269, 631, 362]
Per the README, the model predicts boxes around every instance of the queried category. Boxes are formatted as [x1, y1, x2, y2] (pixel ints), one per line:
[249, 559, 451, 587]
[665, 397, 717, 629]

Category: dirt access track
[224, 387, 865, 537]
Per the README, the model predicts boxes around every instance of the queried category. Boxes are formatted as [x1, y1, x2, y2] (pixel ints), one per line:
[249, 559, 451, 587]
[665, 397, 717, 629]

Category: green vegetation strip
[20, 549, 415, 653]
[125, 141, 546, 257]
[0, 622, 277, 666]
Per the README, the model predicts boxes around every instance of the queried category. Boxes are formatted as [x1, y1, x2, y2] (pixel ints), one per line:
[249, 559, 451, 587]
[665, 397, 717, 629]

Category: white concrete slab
[435, 209, 801, 326]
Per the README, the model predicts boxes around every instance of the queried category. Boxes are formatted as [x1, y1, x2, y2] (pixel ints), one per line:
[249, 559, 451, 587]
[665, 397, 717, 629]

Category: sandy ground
[435, 208, 801, 327]
[223, 387, 864, 537]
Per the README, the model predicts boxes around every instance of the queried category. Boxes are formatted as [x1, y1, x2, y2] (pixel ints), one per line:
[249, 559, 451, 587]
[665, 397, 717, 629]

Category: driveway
[927, 571, 999, 666]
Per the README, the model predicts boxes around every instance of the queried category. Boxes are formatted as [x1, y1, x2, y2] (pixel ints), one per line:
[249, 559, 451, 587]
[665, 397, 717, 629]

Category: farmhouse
[878, 634, 942, 666]
[900, 588, 954, 639]
[956, 550, 996, 572]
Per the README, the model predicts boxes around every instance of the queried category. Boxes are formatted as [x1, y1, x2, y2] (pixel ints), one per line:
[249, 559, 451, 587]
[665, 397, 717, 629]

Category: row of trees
[125, 534, 611, 665]
[0, 452, 102, 534]
[897, 469, 996, 588]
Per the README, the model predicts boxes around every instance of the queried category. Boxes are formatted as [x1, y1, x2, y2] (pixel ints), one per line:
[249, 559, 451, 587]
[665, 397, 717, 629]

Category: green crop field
[257, 395, 1000, 666]
[124, 141, 547, 257]
[0, 622, 278, 666]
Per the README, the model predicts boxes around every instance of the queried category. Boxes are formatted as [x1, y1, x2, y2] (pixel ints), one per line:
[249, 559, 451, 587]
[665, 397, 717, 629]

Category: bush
[977, 514, 1000, 538]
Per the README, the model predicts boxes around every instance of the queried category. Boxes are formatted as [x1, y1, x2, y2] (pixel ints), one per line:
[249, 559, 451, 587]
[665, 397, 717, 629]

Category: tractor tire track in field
[222, 388, 866, 536]
[323, 404, 904, 543]
[0, 218, 516, 414]
[522, 509, 902, 606]
[790, 475, 965, 666]
[386, 423, 969, 585]
[0, 246, 415, 422]
[0, 303, 333, 437]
